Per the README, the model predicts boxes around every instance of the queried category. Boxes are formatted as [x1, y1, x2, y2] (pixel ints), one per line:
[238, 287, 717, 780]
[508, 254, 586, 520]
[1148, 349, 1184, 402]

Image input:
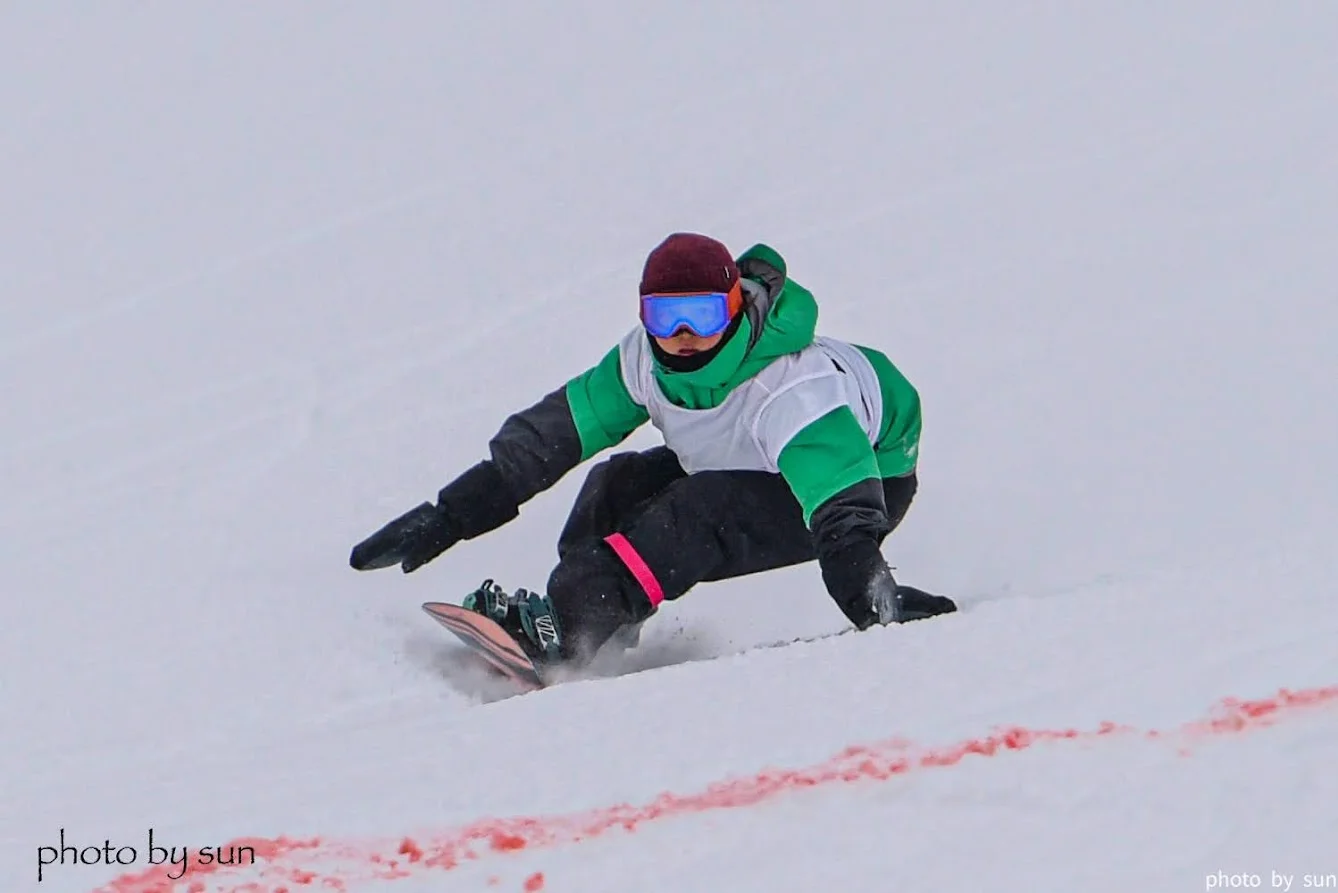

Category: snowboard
[421, 602, 546, 692]
[422, 584, 956, 695]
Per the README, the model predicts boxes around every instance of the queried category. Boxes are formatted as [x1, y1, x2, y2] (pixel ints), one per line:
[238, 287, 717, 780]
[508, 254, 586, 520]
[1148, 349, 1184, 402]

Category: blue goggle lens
[640, 293, 732, 338]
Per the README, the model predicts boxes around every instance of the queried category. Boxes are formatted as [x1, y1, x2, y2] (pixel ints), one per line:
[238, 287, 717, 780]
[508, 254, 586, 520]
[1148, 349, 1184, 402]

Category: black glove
[892, 585, 957, 622]
[350, 460, 521, 574]
[819, 539, 893, 629]
[819, 539, 958, 627]
[350, 501, 459, 572]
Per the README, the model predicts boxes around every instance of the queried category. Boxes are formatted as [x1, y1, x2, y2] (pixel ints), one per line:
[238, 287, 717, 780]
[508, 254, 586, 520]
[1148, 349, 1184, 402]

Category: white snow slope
[3, 5, 1337, 892]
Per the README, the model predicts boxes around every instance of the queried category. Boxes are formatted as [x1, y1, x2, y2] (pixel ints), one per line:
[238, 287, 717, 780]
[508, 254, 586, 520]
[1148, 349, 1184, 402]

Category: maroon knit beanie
[639, 232, 739, 295]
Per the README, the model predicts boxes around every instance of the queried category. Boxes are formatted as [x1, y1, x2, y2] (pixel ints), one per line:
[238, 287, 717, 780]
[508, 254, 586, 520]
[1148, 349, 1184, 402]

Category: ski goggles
[639, 282, 744, 338]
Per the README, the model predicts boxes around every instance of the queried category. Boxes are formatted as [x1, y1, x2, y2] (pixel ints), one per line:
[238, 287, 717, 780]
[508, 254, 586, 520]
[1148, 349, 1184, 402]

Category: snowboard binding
[461, 578, 565, 667]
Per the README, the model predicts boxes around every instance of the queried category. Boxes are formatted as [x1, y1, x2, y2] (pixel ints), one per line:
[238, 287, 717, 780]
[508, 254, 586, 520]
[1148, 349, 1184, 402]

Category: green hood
[651, 243, 818, 410]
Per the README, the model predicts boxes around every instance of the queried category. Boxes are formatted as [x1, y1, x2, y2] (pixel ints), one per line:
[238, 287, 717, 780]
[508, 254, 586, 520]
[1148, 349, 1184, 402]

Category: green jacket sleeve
[777, 406, 903, 630]
[776, 406, 881, 527]
[855, 345, 922, 478]
[565, 343, 650, 461]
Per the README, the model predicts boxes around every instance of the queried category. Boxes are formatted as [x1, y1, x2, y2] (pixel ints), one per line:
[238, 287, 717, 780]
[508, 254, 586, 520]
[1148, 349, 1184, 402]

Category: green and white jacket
[443, 243, 921, 560]
[566, 244, 919, 527]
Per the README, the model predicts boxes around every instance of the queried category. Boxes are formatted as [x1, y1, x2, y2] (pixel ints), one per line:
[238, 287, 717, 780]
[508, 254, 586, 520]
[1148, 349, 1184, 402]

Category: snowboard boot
[462, 579, 565, 667]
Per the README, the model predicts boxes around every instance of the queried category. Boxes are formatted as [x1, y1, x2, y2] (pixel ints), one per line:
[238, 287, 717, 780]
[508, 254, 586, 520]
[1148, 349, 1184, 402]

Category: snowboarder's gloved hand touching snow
[819, 539, 900, 629]
[349, 460, 520, 573]
[819, 538, 957, 628]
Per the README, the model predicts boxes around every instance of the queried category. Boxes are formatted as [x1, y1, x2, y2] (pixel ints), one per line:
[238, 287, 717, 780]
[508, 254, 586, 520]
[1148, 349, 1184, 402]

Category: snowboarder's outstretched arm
[350, 348, 649, 573]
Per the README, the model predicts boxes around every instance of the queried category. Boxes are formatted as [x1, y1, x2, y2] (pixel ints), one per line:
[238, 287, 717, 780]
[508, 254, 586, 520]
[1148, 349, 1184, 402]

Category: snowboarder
[350, 233, 955, 670]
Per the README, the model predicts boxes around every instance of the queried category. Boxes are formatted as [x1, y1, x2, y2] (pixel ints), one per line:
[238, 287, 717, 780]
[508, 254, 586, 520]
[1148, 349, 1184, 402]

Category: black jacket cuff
[819, 537, 891, 629]
[437, 460, 520, 540]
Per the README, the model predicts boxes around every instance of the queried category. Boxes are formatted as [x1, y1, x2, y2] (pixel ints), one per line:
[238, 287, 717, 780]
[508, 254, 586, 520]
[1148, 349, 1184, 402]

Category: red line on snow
[92, 685, 1338, 893]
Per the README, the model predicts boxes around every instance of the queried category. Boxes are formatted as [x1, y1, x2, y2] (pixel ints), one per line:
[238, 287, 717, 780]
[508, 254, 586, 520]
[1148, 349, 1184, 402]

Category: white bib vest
[617, 328, 885, 474]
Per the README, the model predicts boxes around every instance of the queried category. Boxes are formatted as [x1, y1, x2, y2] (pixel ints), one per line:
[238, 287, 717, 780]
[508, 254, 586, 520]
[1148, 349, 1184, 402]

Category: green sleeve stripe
[776, 407, 881, 526]
[565, 344, 649, 461]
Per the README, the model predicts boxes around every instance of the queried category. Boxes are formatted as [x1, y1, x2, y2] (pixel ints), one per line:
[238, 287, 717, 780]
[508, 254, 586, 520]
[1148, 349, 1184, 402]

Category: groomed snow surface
[3, 5, 1336, 892]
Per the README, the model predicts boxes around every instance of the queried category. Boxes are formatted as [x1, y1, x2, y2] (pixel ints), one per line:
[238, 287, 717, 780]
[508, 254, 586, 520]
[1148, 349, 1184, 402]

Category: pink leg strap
[604, 532, 665, 608]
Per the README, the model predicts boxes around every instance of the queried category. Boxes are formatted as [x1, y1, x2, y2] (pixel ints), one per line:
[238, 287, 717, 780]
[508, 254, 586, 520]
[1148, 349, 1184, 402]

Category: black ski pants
[545, 446, 916, 662]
